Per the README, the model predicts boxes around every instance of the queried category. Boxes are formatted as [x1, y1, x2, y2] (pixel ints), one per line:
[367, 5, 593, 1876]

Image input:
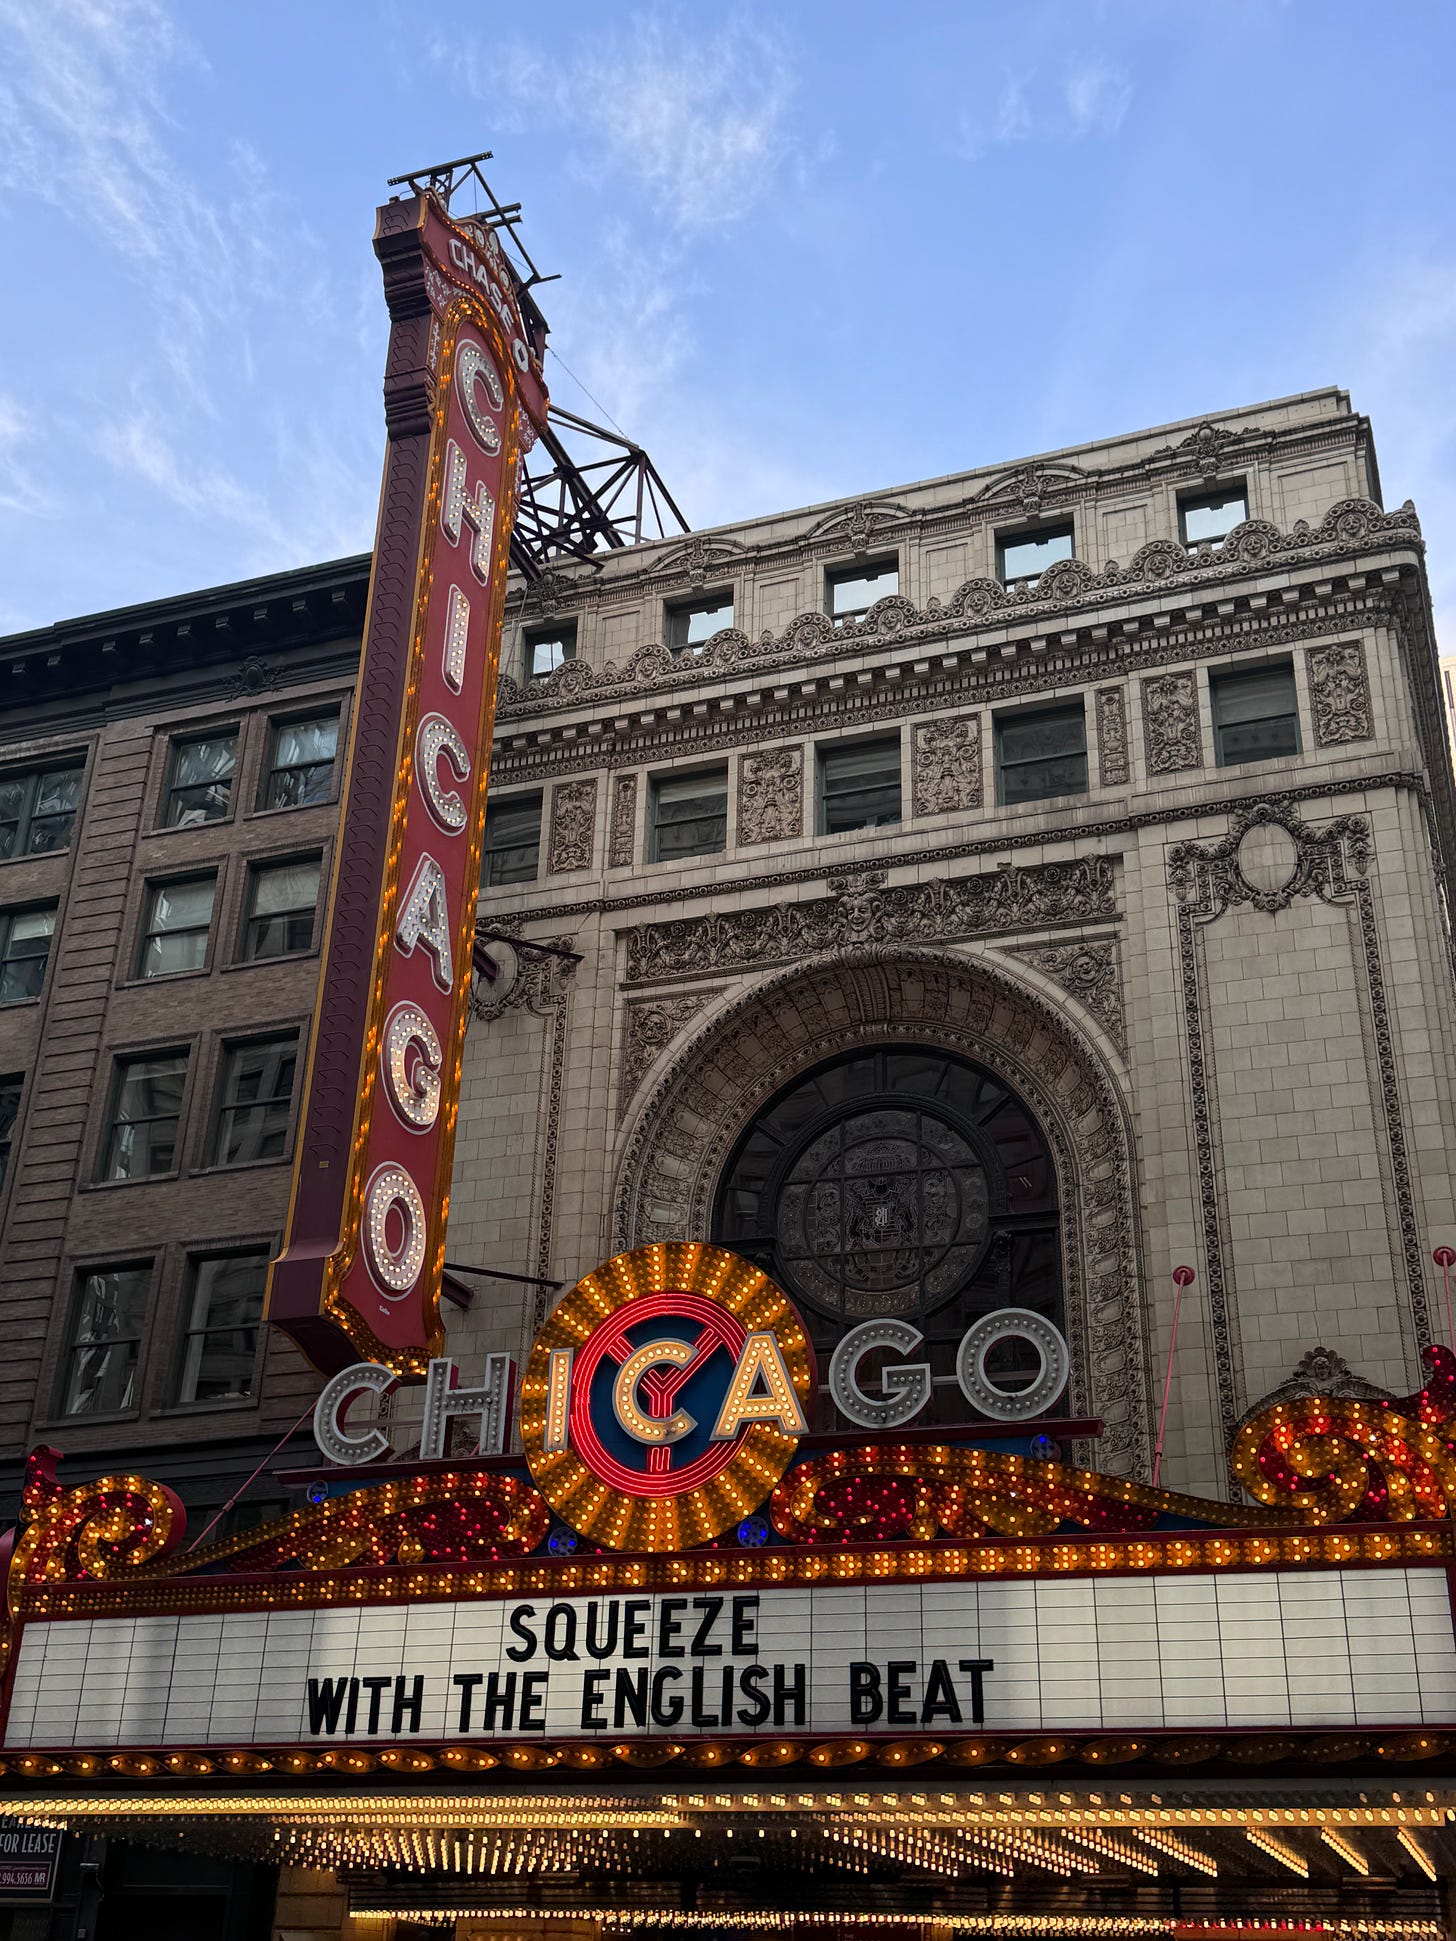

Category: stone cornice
[495, 499, 1420, 726]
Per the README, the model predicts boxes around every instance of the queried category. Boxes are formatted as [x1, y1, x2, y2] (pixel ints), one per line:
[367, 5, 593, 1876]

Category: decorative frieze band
[624, 855, 1116, 983]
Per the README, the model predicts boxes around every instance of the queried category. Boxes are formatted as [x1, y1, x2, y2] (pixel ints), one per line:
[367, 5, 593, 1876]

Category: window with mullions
[482, 794, 542, 887]
[818, 737, 901, 834]
[1211, 661, 1299, 767]
[827, 559, 898, 623]
[175, 1251, 268, 1405]
[666, 594, 733, 652]
[0, 905, 56, 1004]
[163, 732, 237, 828]
[998, 523, 1073, 585]
[0, 1074, 21, 1196]
[60, 1263, 151, 1416]
[137, 875, 215, 977]
[714, 1046, 1063, 1422]
[261, 714, 339, 810]
[524, 621, 577, 681]
[212, 1035, 298, 1166]
[0, 762, 83, 861]
[995, 704, 1087, 806]
[1179, 485, 1247, 549]
[240, 857, 320, 961]
[649, 768, 728, 863]
[99, 1051, 187, 1182]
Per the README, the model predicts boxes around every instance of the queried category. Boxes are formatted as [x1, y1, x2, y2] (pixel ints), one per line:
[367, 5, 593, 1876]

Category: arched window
[713, 1047, 1062, 1420]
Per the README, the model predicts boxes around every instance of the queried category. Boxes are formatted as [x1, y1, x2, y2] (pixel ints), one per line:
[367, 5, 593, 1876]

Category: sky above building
[0, 0, 1453, 645]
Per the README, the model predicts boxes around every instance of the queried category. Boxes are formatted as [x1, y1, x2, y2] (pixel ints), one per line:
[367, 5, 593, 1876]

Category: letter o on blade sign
[955, 1307, 1070, 1422]
[519, 1243, 815, 1552]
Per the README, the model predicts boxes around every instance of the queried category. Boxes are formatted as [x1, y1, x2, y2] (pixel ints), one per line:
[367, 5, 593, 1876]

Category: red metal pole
[1433, 1246, 1456, 1348]
[1153, 1265, 1196, 1488]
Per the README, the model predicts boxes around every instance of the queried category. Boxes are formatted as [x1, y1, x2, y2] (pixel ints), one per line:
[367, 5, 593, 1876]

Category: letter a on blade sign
[266, 192, 549, 1376]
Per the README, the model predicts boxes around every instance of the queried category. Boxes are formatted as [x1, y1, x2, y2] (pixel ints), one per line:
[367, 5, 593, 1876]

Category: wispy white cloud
[453, 10, 800, 234]
[957, 58, 1133, 160]
[0, 394, 51, 516]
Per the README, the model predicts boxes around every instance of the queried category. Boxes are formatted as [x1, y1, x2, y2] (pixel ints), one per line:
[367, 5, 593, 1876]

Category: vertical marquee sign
[267, 193, 549, 1375]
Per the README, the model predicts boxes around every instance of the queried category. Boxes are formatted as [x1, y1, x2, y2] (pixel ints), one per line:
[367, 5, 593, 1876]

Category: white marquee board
[5, 1567, 1455, 1751]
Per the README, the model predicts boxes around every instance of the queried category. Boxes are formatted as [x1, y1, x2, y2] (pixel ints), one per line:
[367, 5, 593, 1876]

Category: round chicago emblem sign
[520, 1243, 815, 1551]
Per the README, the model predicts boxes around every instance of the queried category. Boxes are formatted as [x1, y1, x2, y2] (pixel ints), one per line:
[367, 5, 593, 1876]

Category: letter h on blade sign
[266, 193, 549, 1376]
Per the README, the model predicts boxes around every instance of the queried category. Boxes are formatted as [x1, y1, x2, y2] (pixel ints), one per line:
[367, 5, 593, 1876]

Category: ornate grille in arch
[713, 1047, 1063, 1419]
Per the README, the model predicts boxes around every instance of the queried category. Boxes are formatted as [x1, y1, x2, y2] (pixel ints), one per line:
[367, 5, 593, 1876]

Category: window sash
[525, 628, 576, 679]
[997, 708, 1089, 805]
[828, 563, 899, 620]
[0, 765, 82, 860]
[165, 735, 237, 827]
[0, 907, 56, 1003]
[243, 862, 319, 960]
[140, 878, 215, 977]
[62, 1267, 149, 1416]
[176, 1255, 266, 1404]
[667, 600, 733, 650]
[1212, 667, 1299, 766]
[214, 1039, 297, 1165]
[819, 741, 901, 832]
[483, 799, 542, 886]
[1000, 527, 1074, 583]
[651, 773, 728, 861]
[103, 1055, 187, 1180]
[264, 717, 339, 809]
[1182, 491, 1248, 546]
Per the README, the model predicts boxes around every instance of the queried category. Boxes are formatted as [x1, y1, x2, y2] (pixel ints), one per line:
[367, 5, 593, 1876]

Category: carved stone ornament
[1142, 671, 1202, 775]
[973, 464, 1085, 516]
[1010, 939, 1126, 1053]
[1169, 799, 1370, 917]
[656, 535, 746, 589]
[1307, 640, 1374, 746]
[738, 747, 803, 846]
[523, 566, 582, 616]
[625, 854, 1117, 983]
[1096, 686, 1130, 786]
[494, 497, 1421, 718]
[618, 992, 717, 1119]
[608, 773, 638, 868]
[226, 655, 281, 698]
[912, 714, 982, 817]
[805, 498, 909, 550]
[1154, 421, 1248, 480]
[613, 947, 1151, 1475]
[470, 932, 578, 1024]
[1236, 1348, 1392, 1431]
[547, 777, 597, 874]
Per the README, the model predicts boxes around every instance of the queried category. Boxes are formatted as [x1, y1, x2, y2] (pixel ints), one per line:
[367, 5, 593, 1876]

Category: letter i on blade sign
[265, 193, 549, 1377]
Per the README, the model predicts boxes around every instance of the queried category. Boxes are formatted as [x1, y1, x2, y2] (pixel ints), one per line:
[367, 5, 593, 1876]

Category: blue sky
[1, 0, 1454, 644]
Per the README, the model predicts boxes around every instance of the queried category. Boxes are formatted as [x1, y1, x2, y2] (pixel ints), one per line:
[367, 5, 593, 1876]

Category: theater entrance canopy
[2, 1247, 1455, 1931]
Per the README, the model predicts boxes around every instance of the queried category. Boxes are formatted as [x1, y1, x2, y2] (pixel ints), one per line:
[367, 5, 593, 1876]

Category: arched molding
[612, 945, 1151, 1475]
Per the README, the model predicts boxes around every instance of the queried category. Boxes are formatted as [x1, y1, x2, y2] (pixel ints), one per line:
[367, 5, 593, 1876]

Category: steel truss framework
[387, 152, 690, 581]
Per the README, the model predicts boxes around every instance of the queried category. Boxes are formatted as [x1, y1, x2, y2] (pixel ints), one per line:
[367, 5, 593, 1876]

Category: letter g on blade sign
[519, 1243, 815, 1552]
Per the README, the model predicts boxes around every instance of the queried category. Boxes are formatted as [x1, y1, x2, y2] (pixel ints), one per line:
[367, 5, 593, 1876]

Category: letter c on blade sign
[519, 1243, 815, 1553]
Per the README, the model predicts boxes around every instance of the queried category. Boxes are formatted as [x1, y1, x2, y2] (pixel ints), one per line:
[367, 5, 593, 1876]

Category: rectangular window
[818, 736, 902, 834]
[998, 524, 1074, 585]
[0, 1074, 20, 1196]
[164, 731, 237, 827]
[827, 559, 899, 623]
[0, 905, 56, 1004]
[176, 1251, 268, 1405]
[524, 621, 577, 681]
[482, 795, 542, 887]
[241, 857, 321, 961]
[996, 704, 1088, 805]
[61, 1264, 150, 1416]
[1180, 486, 1248, 549]
[137, 875, 215, 978]
[649, 768, 728, 863]
[100, 1050, 187, 1182]
[1211, 661, 1300, 767]
[0, 761, 83, 861]
[212, 1035, 298, 1166]
[666, 594, 733, 652]
[261, 714, 339, 810]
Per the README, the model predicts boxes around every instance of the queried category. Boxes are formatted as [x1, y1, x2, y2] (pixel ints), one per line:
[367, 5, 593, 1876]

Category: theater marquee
[266, 190, 549, 1378]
